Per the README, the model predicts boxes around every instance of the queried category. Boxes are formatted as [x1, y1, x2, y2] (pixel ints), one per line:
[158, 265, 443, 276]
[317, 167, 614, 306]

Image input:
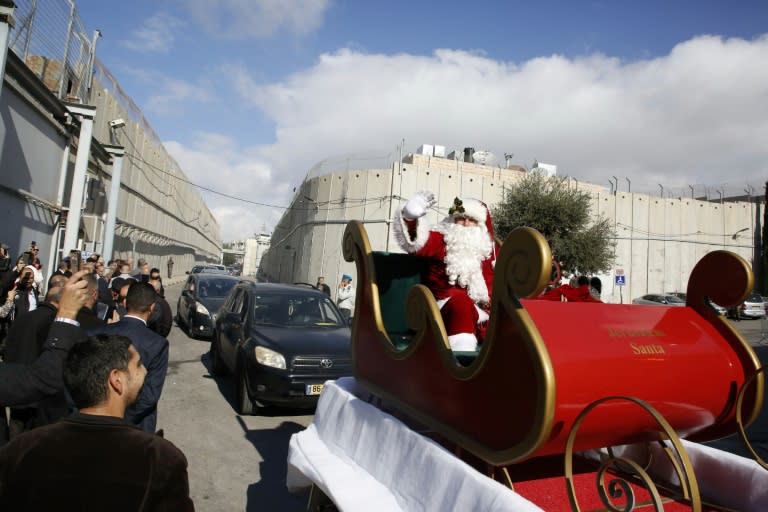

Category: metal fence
[8, 0, 95, 102]
[92, 59, 164, 147]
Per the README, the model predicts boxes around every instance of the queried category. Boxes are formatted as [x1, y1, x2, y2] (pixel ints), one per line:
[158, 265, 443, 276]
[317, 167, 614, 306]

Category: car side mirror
[185, 270, 190, 274]
[181, 290, 189, 297]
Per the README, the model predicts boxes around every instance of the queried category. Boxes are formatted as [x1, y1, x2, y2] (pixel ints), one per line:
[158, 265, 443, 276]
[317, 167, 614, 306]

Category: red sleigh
[341, 219, 764, 507]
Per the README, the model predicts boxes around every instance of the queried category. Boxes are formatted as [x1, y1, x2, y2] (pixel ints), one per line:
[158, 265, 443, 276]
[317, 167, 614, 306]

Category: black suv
[210, 282, 352, 414]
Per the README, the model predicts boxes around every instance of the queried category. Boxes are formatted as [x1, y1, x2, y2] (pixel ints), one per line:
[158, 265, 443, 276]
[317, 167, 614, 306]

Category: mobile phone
[68, 250, 81, 272]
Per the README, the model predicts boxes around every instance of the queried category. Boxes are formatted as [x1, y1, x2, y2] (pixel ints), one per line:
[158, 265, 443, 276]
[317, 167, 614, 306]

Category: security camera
[109, 118, 126, 129]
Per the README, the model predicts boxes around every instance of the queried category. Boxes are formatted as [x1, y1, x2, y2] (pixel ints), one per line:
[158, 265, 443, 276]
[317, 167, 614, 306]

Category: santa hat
[449, 197, 496, 234]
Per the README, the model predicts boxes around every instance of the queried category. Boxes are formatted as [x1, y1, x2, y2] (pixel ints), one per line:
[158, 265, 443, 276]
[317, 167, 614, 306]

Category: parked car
[632, 294, 686, 307]
[210, 282, 352, 414]
[177, 273, 240, 338]
[708, 301, 727, 316]
[664, 291, 728, 315]
[188, 264, 230, 275]
[739, 292, 767, 319]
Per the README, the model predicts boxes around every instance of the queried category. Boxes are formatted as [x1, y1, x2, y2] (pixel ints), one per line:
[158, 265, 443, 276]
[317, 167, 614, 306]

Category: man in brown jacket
[0, 333, 194, 511]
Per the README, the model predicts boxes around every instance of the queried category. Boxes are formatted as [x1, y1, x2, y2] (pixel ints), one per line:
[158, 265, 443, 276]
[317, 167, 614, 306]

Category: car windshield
[198, 278, 237, 298]
[251, 293, 345, 327]
[662, 295, 685, 304]
[747, 293, 762, 303]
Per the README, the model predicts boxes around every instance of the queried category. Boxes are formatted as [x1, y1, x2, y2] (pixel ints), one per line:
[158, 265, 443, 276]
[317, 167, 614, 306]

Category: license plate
[306, 384, 324, 396]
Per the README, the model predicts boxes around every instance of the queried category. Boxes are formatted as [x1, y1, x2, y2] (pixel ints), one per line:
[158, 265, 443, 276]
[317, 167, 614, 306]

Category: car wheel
[236, 366, 256, 416]
[210, 337, 227, 376]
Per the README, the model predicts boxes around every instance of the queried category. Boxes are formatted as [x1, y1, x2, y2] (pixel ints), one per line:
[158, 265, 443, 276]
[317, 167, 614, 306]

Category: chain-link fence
[305, 153, 396, 180]
[8, 0, 95, 102]
[6, 0, 167, 149]
[93, 59, 163, 147]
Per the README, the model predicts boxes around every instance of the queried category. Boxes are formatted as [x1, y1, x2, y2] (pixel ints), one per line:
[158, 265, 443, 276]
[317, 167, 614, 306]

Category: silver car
[740, 293, 766, 319]
[632, 294, 686, 307]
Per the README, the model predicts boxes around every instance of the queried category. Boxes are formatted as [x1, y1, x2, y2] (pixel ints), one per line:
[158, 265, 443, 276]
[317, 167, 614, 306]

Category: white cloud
[169, 34, 768, 240]
[180, 0, 331, 39]
[164, 134, 288, 240]
[121, 12, 186, 53]
[231, 35, 768, 198]
[119, 66, 213, 114]
[145, 77, 213, 114]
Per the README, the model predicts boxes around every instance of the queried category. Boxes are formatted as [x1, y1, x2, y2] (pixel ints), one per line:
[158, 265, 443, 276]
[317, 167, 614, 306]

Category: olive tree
[492, 172, 615, 275]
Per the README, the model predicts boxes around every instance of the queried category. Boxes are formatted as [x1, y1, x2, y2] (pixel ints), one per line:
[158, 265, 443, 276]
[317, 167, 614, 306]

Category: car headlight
[195, 302, 210, 315]
[255, 346, 286, 369]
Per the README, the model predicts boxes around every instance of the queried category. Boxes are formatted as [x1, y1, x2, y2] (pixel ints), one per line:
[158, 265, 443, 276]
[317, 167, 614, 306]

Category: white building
[244, 234, 271, 278]
[260, 150, 762, 304]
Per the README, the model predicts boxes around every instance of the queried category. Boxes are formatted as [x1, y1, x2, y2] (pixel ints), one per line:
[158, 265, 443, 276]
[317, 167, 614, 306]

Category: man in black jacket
[0, 271, 89, 406]
[148, 271, 172, 337]
[3, 285, 68, 436]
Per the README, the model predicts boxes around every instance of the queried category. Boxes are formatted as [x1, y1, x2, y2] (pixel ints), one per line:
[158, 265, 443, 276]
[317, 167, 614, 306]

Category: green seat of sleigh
[371, 251, 481, 365]
[453, 351, 479, 366]
[371, 252, 425, 350]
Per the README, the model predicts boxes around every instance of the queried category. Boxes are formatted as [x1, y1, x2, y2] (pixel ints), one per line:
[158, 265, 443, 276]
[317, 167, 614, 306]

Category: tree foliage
[492, 172, 615, 274]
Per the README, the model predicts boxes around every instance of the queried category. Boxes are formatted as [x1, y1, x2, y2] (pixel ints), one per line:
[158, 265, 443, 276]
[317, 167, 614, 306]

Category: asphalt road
[157, 281, 313, 512]
[157, 278, 767, 511]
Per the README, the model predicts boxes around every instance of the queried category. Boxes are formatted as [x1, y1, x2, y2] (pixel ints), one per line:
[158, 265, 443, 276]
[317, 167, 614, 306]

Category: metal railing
[8, 0, 95, 102]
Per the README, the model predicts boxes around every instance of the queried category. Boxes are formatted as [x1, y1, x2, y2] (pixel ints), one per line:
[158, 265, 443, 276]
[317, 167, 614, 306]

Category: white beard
[438, 223, 492, 303]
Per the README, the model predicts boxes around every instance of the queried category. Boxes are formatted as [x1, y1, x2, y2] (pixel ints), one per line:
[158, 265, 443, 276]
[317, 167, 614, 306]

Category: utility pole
[385, 139, 404, 252]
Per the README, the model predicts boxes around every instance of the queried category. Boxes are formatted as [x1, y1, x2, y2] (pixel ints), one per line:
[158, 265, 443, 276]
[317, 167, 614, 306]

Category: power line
[121, 145, 398, 212]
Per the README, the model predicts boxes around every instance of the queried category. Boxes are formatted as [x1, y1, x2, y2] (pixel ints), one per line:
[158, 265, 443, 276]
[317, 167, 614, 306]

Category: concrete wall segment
[261, 159, 760, 303]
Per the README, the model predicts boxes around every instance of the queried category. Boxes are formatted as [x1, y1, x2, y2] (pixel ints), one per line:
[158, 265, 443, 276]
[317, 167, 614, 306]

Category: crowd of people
[0, 241, 189, 509]
[0, 200, 605, 507]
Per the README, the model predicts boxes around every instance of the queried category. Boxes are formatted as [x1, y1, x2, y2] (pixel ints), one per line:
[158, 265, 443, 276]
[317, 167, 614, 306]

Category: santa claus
[394, 191, 499, 351]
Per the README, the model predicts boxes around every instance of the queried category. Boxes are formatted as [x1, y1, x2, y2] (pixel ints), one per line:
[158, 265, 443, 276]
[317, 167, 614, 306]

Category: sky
[74, 0, 768, 241]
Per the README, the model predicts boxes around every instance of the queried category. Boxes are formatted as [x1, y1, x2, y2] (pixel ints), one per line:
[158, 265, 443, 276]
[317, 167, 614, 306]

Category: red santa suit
[394, 194, 499, 351]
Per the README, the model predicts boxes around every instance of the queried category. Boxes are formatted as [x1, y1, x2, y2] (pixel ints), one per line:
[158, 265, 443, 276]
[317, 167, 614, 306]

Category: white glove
[402, 190, 436, 220]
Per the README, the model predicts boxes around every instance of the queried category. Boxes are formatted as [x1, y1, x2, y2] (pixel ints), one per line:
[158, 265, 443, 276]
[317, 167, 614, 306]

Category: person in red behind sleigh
[393, 191, 499, 352]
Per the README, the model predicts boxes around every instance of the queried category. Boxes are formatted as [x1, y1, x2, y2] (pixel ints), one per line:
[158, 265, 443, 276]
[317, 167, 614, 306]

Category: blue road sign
[615, 275, 626, 286]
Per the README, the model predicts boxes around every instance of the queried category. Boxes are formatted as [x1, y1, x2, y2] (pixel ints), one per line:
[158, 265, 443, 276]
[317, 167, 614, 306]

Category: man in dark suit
[3, 285, 69, 436]
[94, 260, 112, 307]
[47, 258, 72, 289]
[0, 334, 194, 511]
[89, 282, 169, 433]
[0, 271, 89, 406]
